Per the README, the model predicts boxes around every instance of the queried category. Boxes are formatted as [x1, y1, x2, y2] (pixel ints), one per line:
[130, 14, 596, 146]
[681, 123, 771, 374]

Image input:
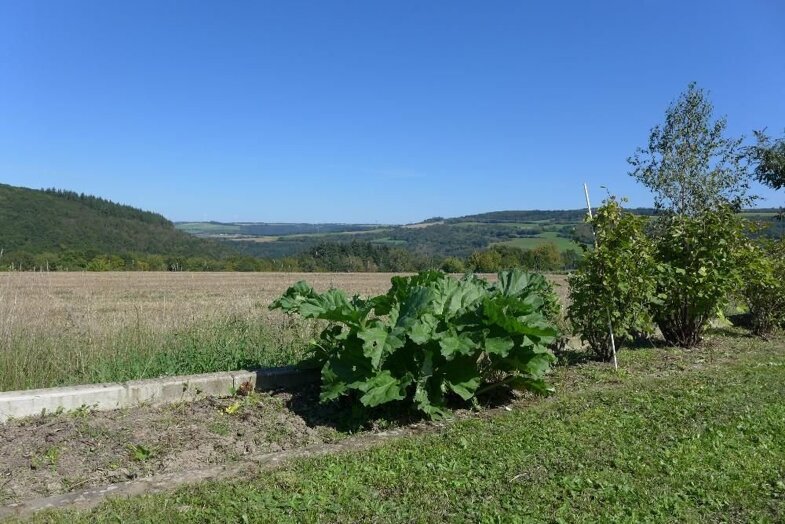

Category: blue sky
[0, 1, 783, 223]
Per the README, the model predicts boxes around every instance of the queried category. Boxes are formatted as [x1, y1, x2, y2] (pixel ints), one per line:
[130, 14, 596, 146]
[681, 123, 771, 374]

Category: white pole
[583, 184, 618, 371]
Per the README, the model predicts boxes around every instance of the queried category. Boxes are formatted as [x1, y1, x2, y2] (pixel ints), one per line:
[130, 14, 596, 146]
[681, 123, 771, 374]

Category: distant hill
[0, 184, 235, 267]
[218, 209, 598, 260]
[176, 221, 386, 237]
[4, 182, 778, 272]
[446, 208, 658, 224]
[204, 207, 783, 260]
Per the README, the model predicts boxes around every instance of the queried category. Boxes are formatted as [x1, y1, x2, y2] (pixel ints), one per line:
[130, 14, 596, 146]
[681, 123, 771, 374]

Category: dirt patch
[0, 386, 347, 505]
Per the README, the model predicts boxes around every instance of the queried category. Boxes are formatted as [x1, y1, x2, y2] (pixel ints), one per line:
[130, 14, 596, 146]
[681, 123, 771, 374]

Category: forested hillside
[0, 184, 235, 269]
[2, 183, 778, 272]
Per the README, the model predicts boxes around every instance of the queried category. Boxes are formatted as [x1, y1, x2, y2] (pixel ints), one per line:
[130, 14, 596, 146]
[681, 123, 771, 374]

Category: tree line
[1, 240, 582, 273]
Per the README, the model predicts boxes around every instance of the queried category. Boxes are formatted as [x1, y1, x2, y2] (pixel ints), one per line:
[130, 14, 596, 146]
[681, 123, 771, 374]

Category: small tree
[628, 82, 753, 216]
[568, 198, 657, 360]
[440, 257, 466, 273]
[468, 250, 502, 273]
[628, 83, 754, 347]
[529, 243, 563, 271]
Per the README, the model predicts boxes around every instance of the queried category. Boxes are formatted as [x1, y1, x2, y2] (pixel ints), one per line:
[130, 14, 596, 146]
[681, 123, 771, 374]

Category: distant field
[0, 272, 567, 392]
[741, 212, 779, 218]
[495, 234, 582, 252]
[176, 222, 243, 235]
[176, 222, 386, 238]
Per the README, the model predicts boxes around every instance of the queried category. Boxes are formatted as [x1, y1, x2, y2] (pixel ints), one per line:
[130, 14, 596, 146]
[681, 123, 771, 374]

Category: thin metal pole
[583, 184, 618, 371]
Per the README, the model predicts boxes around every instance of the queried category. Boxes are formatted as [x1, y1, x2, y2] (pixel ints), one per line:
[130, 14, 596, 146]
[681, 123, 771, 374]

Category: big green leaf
[408, 314, 437, 345]
[484, 336, 514, 356]
[358, 324, 404, 369]
[443, 355, 482, 400]
[496, 269, 530, 297]
[358, 371, 411, 407]
[438, 329, 477, 360]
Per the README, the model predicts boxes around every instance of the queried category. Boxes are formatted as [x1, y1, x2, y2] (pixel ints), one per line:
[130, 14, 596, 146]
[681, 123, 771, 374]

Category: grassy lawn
[32, 332, 785, 522]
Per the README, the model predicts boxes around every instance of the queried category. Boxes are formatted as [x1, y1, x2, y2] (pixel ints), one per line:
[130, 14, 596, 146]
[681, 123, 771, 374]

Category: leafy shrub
[467, 250, 502, 272]
[270, 270, 559, 419]
[742, 239, 785, 337]
[651, 206, 747, 347]
[440, 257, 466, 273]
[568, 198, 657, 360]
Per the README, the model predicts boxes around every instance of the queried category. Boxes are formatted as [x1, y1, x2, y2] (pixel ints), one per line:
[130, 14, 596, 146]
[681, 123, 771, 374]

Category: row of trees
[2, 240, 581, 274]
[445, 244, 581, 273]
[0, 243, 432, 273]
[569, 83, 784, 358]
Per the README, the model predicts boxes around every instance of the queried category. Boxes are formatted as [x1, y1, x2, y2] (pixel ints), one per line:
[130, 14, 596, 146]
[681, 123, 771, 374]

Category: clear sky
[1, 1, 783, 223]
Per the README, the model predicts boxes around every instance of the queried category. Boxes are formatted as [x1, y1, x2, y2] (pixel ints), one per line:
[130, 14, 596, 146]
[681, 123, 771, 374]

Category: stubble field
[0, 272, 569, 392]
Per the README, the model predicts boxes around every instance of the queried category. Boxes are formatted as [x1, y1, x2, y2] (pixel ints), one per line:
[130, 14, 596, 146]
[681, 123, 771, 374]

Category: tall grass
[0, 314, 319, 391]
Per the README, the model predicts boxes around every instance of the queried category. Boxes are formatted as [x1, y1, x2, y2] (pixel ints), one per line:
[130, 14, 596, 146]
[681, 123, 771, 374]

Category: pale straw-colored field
[0, 271, 567, 392]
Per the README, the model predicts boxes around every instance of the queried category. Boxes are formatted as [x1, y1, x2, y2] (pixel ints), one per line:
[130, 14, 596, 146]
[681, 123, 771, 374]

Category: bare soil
[0, 386, 349, 505]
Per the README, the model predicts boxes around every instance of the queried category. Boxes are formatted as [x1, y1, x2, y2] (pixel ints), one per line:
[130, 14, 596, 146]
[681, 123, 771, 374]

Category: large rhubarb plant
[270, 270, 559, 418]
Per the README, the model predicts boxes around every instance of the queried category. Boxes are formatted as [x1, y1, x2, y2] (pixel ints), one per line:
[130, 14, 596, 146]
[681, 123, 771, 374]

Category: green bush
[440, 257, 466, 273]
[467, 250, 502, 272]
[270, 270, 559, 419]
[651, 207, 747, 347]
[742, 239, 785, 337]
[568, 199, 657, 360]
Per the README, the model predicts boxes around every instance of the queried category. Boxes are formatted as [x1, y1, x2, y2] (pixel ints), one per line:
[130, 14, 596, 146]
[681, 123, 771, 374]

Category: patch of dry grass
[0, 272, 568, 392]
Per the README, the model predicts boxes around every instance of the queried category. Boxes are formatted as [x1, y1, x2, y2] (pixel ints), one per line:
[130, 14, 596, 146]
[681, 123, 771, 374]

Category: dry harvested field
[0, 272, 408, 337]
[0, 271, 568, 393]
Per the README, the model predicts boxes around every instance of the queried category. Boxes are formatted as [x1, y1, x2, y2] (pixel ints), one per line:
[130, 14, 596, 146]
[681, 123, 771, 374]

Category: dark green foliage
[748, 130, 785, 191]
[296, 241, 433, 272]
[568, 199, 657, 360]
[440, 257, 466, 273]
[270, 270, 560, 418]
[0, 184, 234, 267]
[651, 207, 748, 347]
[467, 243, 572, 272]
[467, 249, 503, 272]
[41, 188, 171, 225]
[742, 239, 785, 336]
[234, 222, 556, 260]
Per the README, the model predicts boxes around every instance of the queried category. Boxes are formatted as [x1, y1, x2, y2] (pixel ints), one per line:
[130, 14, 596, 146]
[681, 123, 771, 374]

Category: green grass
[174, 222, 244, 235]
[741, 212, 779, 218]
[495, 233, 582, 252]
[0, 316, 315, 392]
[32, 333, 785, 522]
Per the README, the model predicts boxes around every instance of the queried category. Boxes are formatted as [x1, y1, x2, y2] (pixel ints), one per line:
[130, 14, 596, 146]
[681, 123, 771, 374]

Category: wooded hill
[1, 182, 779, 272]
[0, 184, 234, 268]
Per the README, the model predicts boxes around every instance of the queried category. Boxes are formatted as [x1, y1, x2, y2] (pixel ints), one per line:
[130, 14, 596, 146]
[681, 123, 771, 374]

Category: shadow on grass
[725, 313, 754, 331]
[282, 385, 428, 433]
[280, 381, 518, 433]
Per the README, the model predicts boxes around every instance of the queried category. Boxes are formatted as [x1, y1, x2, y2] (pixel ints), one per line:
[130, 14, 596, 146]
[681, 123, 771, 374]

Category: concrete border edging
[0, 366, 320, 423]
